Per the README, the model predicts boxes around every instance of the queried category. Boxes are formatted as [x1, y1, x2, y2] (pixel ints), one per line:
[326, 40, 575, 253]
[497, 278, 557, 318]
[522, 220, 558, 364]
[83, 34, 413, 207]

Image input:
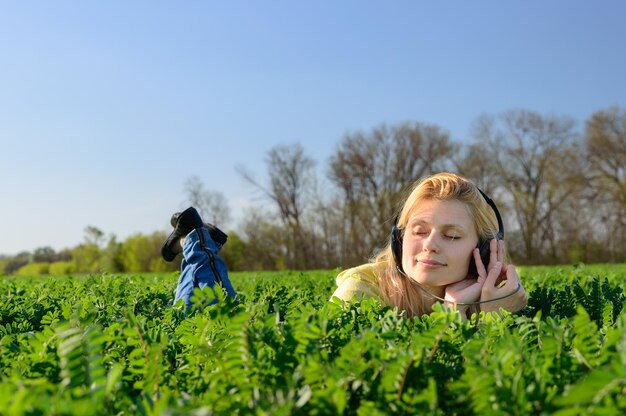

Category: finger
[446, 278, 478, 291]
[446, 280, 483, 304]
[502, 264, 521, 289]
[495, 271, 507, 288]
[493, 265, 522, 295]
[484, 261, 503, 288]
[461, 281, 484, 303]
[473, 248, 488, 282]
[488, 238, 498, 270]
[492, 264, 515, 289]
[497, 240, 504, 263]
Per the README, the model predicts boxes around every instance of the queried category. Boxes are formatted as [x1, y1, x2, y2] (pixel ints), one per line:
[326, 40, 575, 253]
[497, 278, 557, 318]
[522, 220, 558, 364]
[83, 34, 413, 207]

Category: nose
[422, 231, 440, 252]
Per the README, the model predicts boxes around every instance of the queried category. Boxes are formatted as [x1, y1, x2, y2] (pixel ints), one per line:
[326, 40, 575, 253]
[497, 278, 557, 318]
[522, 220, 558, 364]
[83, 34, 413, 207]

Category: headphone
[391, 188, 504, 279]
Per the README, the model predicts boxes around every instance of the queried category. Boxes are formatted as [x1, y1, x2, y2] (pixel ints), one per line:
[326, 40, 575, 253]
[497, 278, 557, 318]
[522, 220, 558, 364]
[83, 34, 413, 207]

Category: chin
[407, 272, 445, 287]
[407, 270, 463, 287]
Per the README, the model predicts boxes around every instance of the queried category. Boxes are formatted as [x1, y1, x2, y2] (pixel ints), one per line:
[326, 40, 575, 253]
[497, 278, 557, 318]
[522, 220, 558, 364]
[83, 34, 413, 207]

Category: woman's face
[401, 199, 479, 289]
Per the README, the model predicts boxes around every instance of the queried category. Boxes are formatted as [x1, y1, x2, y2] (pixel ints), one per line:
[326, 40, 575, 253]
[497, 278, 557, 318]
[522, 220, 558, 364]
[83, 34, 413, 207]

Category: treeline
[235, 106, 626, 269]
[0, 228, 177, 276]
[1, 106, 625, 275]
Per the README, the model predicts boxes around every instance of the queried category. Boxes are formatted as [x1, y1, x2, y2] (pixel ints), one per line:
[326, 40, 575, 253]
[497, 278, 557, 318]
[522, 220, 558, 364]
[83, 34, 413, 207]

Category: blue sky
[1, 1, 625, 256]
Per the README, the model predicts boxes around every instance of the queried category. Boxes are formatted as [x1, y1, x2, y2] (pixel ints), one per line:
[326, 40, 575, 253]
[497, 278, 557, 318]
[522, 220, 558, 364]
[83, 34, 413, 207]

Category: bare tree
[453, 121, 500, 197]
[585, 106, 626, 260]
[328, 122, 456, 265]
[238, 143, 317, 269]
[184, 176, 231, 226]
[238, 207, 287, 270]
[472, 110, 584, 263]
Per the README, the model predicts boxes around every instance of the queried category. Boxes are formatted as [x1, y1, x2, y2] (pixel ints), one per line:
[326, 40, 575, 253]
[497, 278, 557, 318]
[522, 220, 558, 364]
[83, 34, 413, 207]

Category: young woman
[330, 172, 527, 318]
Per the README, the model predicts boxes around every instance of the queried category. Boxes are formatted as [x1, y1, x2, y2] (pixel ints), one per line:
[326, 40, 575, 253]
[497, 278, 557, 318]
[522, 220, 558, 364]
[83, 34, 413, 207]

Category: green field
[1, 264, 626, 415]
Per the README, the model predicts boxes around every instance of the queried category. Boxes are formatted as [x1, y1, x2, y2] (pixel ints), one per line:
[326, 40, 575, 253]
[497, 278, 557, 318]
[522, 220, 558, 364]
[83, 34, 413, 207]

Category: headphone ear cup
[478, 238, 492, 269]
[391, 223, 403, 270]
[468, 238, 492, 279]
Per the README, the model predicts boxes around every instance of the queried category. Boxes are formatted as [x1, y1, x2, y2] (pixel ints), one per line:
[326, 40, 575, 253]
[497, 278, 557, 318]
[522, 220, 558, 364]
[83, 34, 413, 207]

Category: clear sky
[1, 1, 625, 256]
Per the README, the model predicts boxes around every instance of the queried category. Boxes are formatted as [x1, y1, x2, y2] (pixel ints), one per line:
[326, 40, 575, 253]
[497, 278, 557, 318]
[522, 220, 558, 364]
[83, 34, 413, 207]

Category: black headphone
[391, 188, 504, 279]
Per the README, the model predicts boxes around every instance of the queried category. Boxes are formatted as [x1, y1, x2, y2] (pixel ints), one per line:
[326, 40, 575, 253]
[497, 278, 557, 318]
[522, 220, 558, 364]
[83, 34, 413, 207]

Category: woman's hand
[444, 243, 502, 312]
[444, 238, 500, 305]
[444, 239, 527, 315]
[444, 273, 483, 307]
[476, 240, 528, 314]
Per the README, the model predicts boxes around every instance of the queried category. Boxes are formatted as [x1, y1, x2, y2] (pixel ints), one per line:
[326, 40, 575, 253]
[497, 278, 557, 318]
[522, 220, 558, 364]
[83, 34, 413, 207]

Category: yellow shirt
[329, 261, 387, 302]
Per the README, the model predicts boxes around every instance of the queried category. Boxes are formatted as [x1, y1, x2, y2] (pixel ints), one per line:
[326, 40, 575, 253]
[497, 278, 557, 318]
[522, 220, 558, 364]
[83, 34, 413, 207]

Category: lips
[418, 258, 446, 266]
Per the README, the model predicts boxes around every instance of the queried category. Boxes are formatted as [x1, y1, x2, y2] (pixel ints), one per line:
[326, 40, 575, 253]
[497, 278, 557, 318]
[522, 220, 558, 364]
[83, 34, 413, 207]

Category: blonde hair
[375, 172, 503, 317]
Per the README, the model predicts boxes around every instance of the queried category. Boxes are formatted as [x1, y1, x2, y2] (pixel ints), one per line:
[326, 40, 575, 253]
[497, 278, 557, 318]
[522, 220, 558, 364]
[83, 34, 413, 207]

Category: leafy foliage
[1, 264, 626, 414]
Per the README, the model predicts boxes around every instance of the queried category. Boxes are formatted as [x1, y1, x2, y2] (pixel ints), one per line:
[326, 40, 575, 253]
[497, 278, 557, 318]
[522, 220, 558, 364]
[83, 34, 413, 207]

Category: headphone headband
[476, 188, 504, 240]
